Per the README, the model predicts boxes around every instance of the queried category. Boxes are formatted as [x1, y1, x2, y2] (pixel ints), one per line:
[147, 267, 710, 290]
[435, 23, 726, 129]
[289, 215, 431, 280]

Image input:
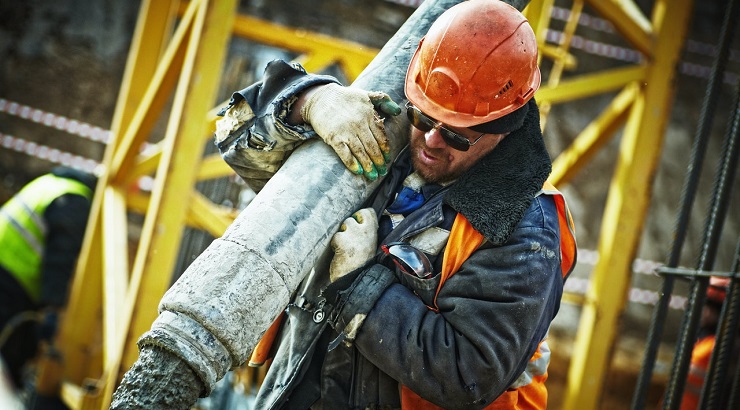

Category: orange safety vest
[250, 183, 577, 410]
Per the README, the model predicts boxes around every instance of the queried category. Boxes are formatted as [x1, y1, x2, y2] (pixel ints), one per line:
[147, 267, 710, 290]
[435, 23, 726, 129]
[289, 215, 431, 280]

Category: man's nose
[424, 127, 448, 149]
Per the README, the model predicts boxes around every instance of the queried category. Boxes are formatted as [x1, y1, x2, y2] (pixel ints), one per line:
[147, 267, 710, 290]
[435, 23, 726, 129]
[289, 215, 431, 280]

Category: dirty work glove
[300, 84, 401, 180]
[330, 208, 379, 282]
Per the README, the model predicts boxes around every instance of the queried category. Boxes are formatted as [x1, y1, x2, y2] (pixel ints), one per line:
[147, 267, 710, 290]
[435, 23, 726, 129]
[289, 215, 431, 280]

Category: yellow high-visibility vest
[0, 174, 92, 301]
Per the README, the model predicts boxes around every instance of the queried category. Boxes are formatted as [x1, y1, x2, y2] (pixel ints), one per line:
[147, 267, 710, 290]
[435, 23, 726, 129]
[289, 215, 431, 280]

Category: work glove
[300, 84, 401, 180]
[329, 208, 379, 282]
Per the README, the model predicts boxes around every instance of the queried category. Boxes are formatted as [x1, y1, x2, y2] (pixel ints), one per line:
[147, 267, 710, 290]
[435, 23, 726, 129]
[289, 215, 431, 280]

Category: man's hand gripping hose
[329, 208, 379, 282]
[323, 208, 390, 348]
[300, 84, 401, 180]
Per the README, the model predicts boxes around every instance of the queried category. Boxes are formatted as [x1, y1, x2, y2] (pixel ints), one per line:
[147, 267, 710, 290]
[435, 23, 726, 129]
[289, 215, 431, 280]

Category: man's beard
[409, 134, 464, 184]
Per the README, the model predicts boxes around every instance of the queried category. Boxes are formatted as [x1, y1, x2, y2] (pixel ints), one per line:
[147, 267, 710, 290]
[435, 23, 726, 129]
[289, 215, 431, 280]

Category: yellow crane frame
[41, 0, 694, 408]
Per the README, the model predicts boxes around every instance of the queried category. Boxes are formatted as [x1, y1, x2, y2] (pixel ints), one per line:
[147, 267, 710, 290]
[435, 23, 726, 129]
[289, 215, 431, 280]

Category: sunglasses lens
[406, 105, 433, 132]
[383, 243, 433, 279]
[406, 103, 472, 151]
[439, 130, 471, 151]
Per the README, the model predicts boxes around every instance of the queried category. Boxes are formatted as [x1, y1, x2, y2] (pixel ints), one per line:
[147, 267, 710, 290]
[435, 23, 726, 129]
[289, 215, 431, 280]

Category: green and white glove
[300, 84, 401, 180]
[329, 208, 379, 282]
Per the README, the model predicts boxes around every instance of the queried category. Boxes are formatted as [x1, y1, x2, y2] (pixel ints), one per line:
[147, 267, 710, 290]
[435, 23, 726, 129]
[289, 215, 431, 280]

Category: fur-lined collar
[444, 100, 551, 245]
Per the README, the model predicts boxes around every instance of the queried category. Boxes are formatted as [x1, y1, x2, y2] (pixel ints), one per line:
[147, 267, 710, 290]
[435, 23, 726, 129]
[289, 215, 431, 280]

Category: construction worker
[0, 166, 96, 391]
[216, 1, 574, 408]
[679, 276, 739, 409]
[111, 1, 575, 408]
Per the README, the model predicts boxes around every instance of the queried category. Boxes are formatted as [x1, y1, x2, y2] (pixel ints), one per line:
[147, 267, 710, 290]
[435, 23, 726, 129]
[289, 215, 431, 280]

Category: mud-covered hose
[110, 347, 204, 410]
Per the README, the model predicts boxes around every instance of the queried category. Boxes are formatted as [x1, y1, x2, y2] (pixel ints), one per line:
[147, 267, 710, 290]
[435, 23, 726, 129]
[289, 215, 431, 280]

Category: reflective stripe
[688, 363, 707, 380]
[383, 210, 406, 230]
[510, 340, 551, 389]
[17, 195, 49, 237]
[0, 206, 44, 255]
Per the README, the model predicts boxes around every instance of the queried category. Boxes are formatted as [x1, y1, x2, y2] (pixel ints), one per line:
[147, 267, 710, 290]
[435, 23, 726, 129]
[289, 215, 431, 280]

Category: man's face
[408, 123, 503, 184]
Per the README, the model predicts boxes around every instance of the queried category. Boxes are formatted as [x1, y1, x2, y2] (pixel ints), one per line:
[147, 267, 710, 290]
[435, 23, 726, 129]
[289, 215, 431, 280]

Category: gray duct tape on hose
[142, 0, 466, 394]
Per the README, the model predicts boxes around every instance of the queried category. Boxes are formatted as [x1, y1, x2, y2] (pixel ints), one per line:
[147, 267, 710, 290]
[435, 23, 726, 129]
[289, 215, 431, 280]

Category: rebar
[700, 94, 740, 406]
[664, 51, 740, 410]
[631, 0, 740, 407]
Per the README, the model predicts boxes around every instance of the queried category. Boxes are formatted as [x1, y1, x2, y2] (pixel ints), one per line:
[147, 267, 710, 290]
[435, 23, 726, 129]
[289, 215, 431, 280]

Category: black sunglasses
[381, 241, 433, 279]
[405, 102, 486, 152]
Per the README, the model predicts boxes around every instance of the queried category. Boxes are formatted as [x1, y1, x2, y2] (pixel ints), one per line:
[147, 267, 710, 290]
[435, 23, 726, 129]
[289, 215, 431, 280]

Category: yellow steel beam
[124, 190, 149, 215]
[179, 2, 378, 82]
[99, 186, 130, 405]
[109, 1, 198, 184]
[536, 64, 647, 104]
[539, 0, 585, 128]
[97, 0, 207, 403]
[524, 0, 555, 50]
[123, 145, 162, 186]
[588, 0, 653, 57]
[60, 381, 84, 409]
[561, 292, 586, 306]
[101, 186, 129, 365]
[198, 153, 236, 181]
[562, 0, 694, 408]
[295, 49, 344, 76]
[549, 82, 638, 186]
[125, 188, 237, 235]
[90, 4, 201, 406]
[54, 0, 181, 392]
[60, 379, 105, 409]
[108, 0, 177, 149]
[125, 148, 233, 186]
[188, 190, 238, 237]
[119, 0, 238, 377]
[540, 44, 577, 70]
[119, 104, 226, 187]
[46, 0, 238, 408]
[230, 13, 377, 81]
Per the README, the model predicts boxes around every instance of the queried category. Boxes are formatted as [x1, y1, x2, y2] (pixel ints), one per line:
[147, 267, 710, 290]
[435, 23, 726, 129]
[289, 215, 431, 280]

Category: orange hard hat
[405, 0, 541, 129]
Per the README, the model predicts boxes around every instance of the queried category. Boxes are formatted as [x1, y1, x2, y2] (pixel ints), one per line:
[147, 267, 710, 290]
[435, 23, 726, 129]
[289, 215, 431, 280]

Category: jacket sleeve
[40, 193, 91, 308]
[352, 199, 565, 409]
[215, 59, 341, 191]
